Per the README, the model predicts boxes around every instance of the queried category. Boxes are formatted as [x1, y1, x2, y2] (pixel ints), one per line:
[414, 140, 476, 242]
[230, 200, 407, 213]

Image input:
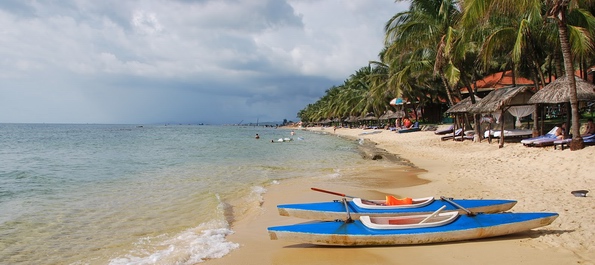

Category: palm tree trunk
[460, 74, 482, 141]
[553, 1, 584, 150]
[439, 70, 456, 107]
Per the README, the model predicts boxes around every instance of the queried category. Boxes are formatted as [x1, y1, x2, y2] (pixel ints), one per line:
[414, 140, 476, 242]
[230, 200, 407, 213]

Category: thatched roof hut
[527, 76, 595, 104]
[466, 85, 535, 148]
[344, 116, 358, 123]
[361, 113, 378, 121]
[468, 85, 534, 114]
[445, 95, 482, 114]
[379, 110, 405, 120]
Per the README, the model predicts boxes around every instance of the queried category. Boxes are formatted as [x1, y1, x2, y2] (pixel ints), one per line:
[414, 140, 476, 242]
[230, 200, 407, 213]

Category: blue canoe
[277, 197, 517, 221]
[268, 212, 558, 246]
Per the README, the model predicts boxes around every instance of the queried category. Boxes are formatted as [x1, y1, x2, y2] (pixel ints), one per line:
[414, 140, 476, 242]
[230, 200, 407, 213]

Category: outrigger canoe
[278, 197, 517, 221]
[268, 212, 558, 246]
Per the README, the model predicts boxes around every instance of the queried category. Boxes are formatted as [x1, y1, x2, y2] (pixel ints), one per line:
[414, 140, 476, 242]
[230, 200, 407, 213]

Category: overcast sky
[0, 0, 409, 124]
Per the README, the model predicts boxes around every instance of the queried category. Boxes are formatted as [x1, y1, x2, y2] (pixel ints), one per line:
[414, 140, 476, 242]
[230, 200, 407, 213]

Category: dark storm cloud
[0, 0, 408, 124]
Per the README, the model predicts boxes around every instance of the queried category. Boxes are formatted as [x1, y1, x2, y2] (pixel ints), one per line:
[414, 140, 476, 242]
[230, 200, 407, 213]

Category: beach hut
[360, 112, 379, 128]
[344, 116, 358, 122]
[444, 96, 482, 141]
[527, 76, 595, 104]
[527, 76, 595, 143]
[445, 96, 482, 114]
[379, 110, 405, 120]
[380, 110, 406, 130]
[379, 110, 394, 120]
[468, 85, 535, 148]
[343, 116, 359, 128]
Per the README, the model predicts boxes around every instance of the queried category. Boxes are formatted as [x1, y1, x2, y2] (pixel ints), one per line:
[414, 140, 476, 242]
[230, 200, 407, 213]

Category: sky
[0, 0, 409, 124]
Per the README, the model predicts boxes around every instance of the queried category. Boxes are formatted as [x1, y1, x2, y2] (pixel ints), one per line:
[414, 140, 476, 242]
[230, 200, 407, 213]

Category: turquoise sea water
[0, 124, 369, 264]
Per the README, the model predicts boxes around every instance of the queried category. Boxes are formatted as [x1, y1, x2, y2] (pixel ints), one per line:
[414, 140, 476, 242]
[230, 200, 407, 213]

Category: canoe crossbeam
[341, 197, 354, 223]
[419, 205, 447, 224]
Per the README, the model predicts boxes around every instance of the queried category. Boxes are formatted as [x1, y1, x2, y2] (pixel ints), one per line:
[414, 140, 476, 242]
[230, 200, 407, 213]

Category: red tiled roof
[460, 71, 534, 93]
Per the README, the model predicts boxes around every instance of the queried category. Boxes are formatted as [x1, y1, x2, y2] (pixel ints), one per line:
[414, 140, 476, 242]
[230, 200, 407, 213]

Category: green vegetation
[297, 0, 595, 149]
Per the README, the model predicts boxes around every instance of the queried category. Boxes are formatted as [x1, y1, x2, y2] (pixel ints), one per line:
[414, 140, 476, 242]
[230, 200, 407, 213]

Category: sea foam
[109, 196, 239, 265]
[109, 219, 239, 265]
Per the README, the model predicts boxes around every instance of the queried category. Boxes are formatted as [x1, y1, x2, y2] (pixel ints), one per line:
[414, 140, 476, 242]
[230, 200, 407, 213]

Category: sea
[0, 123, 374, 265]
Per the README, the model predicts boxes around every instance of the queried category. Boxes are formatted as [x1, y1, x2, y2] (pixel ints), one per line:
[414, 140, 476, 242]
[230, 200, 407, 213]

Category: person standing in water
[255, 134, 260, 139]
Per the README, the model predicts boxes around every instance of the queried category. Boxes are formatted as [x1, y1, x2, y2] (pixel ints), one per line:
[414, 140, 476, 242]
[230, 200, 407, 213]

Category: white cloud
[0, 0, 408, 124]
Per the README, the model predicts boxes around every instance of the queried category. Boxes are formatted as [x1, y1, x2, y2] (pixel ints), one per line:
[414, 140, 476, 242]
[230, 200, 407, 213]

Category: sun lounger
[441, 128, 463, 141]
[553, 138, 572, 150]
[485, 129, 532, 139]
[484, 130, 495, 138]
[398, 122, 420, 133]
[493, 129, 533, 138]
[554, 134, 595, 150]
[521, 127, 559, 146]
[530, 136, 560, 147]
[454, 130, 476, 141]
[434, 125, 454, 135]
[584, 133, 595, 144]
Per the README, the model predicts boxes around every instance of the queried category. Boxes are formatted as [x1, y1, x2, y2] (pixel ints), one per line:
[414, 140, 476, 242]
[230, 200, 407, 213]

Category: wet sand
[205, 126, 594, 265]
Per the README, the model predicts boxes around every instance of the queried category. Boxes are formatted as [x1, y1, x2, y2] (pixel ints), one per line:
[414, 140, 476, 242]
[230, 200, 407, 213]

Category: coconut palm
[385, 0, 467, 107]
[462, 0, 595, 150]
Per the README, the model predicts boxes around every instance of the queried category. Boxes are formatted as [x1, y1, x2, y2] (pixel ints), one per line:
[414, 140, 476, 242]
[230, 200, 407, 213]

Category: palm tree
[462, 0, 595, 150]
[548, 1, 581, 149]
[385, 0, 464, 107]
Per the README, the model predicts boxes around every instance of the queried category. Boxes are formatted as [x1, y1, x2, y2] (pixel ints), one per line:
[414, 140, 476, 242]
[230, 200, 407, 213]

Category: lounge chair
[434, 125, 454, 135]
[454, 130, 477, 141]
[441, 128, 463, 141]
[398, 122, 420, 133]
[520, 127, 559, 146]
[553, 138, 572, 150]
[554, 134, 595, 150]
[493, 129, 533, 138]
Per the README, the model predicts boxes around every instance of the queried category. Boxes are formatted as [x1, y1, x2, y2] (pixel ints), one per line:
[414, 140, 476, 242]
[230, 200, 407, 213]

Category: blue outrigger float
[268, 211, 558, 246]
[277, 188, 517, 221]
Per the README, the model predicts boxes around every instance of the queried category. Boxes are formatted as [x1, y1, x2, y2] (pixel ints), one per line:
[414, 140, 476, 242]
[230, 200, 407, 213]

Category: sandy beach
[206, 126, 594, 265]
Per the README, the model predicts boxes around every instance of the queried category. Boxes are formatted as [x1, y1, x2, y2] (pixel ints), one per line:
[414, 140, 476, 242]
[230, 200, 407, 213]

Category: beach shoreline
[205, 126, 594, 265]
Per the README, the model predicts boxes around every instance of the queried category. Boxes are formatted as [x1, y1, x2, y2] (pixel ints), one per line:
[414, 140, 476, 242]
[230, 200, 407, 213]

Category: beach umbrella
[390, 98, 404, 106]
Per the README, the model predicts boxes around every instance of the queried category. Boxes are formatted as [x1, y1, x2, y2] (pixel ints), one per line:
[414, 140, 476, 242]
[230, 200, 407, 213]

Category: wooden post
[499, 109, 506, 148]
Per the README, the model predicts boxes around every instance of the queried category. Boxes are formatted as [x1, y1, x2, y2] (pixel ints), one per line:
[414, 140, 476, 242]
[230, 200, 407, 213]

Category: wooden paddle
[440, 196, 476, 216]
[311, 187, 383, 205]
